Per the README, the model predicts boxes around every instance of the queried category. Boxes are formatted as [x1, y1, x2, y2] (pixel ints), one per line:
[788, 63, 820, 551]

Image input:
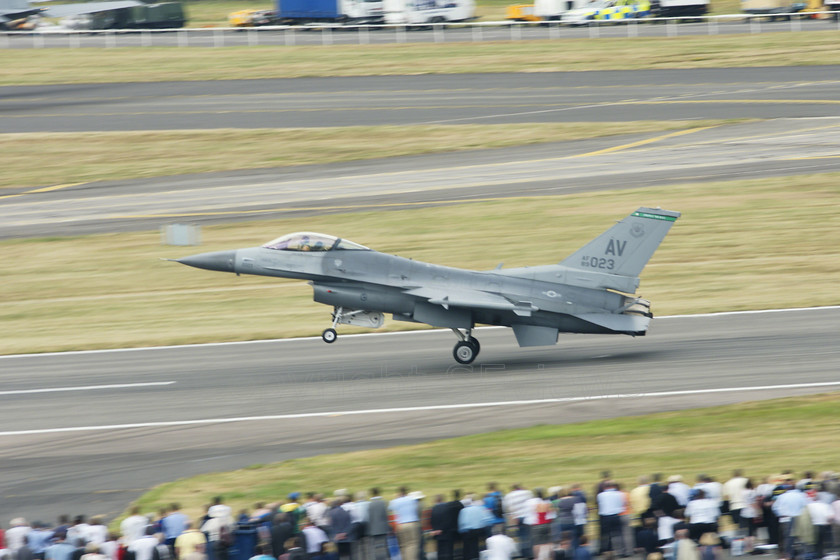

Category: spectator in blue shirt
[459, 498, 493, 560]
[161, 504, 189, 549]
[44, 533, 75, 560]
[574, 535, 593, 560]
[27, 523, 54, 560]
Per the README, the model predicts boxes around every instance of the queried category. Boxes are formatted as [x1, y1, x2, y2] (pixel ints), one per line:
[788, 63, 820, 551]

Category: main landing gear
[451, 328, 480, 364]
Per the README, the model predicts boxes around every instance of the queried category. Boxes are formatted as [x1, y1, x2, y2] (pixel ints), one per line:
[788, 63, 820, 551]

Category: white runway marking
[1, 381, 838, 438]
[0, 381, 175, 396]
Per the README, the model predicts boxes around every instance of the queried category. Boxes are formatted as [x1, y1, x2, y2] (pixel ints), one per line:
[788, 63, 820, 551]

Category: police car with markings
[562, 0, 650, 24]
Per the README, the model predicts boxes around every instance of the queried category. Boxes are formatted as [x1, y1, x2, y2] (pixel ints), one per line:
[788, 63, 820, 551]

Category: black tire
[453, 341, 477, 364]
[467, 337, 480, 355]
[322, 328, 337, 343]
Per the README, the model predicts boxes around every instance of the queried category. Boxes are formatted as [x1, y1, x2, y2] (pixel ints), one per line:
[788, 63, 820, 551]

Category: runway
[2, 307, 840, 520]
[3, 68, 840, 133]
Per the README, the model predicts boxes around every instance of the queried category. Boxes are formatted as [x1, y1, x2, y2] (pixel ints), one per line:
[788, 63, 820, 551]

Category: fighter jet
[175, 207, 679, 364]
[0, 0, 42, 29]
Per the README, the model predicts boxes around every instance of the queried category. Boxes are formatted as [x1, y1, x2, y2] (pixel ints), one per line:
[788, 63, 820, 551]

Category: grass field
[4, 175, 839, 356]
[127, 391, 840, 523]
[0, 121, 733, 190]
[2, 32, 838, 86]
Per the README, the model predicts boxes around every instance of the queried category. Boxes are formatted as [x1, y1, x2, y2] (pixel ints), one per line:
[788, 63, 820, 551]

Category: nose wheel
[322, 328, 337, 343]
[451, 328, 480, 364]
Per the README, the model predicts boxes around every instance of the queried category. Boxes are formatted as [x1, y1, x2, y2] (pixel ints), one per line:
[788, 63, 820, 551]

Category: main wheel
[453, 340, 477, 364]
[467, 337, 480, 354]
[322, 328, 337, 343]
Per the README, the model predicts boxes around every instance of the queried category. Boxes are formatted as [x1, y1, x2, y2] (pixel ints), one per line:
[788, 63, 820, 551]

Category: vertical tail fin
[557, 207, 680, 291]
[496, 208, 680, 294]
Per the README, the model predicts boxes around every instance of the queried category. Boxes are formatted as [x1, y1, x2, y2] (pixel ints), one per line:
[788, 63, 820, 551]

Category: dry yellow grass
[1, 33, 837, 86]
[0, 121, 727, 190]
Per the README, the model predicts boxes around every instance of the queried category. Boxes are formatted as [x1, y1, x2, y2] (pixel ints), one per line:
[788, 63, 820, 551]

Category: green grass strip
[124, 391, 840, 525]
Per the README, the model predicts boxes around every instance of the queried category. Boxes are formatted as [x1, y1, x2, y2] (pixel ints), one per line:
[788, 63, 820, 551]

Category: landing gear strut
[322, 306, 343, 343]
[451, 328, 480, 364]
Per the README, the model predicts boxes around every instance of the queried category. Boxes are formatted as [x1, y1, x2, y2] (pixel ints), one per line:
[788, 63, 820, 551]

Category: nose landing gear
[322, 306, 343, 343]
[451, 328, 480, 364]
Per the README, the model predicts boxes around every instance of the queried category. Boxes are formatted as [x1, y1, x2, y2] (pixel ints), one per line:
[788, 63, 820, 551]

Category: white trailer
[534, 0, 590, 20]
[650, 0, 709, 16]
[383, 0, 475, 23]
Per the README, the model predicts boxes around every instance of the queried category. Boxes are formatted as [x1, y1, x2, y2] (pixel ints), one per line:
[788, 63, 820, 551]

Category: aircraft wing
[403, 287, 537, 316]
[44, 1, 142, 17]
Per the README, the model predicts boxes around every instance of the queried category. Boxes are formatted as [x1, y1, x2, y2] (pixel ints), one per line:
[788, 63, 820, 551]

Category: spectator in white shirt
[485, 526, 517, 560]
[504, 484, 534, 559]
[668, 476, 691, 507]
[120, 508, 149, 547]
[597, 482, 627, 556]
[5, 519, 31, 554]
[722, 470, 749, 523]
[806, 493, 834, 558]
[129, 527, 159, 560]
[685, 489, 720, 542]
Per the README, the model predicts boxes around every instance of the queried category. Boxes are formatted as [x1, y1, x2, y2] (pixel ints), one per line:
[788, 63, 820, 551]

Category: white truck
[383, 0, 475, 23]
[648, 0, 709, 17]
[534, 0, 590, 20]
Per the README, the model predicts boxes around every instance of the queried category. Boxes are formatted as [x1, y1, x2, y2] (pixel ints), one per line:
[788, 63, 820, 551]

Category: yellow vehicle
[505, 3, 542, 19]
[228, 8, 275, 26]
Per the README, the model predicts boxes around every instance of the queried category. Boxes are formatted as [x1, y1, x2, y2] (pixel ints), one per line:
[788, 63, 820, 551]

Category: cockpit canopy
[262, 232, 370, 252]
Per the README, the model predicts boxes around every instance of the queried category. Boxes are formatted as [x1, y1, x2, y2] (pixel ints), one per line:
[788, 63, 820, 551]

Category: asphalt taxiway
[3, 68, 840, 133]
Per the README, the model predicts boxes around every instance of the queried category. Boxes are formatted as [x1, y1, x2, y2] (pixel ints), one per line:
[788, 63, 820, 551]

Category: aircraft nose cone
[177, 250, 237, 273]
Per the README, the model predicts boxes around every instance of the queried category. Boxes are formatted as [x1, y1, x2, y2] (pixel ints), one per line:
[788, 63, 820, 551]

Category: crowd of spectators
[3, 470, 840, 560]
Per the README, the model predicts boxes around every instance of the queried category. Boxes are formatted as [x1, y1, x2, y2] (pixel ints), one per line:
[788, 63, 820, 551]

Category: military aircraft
[0, 0, 42, 29]
[174, 207, 679, 364]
